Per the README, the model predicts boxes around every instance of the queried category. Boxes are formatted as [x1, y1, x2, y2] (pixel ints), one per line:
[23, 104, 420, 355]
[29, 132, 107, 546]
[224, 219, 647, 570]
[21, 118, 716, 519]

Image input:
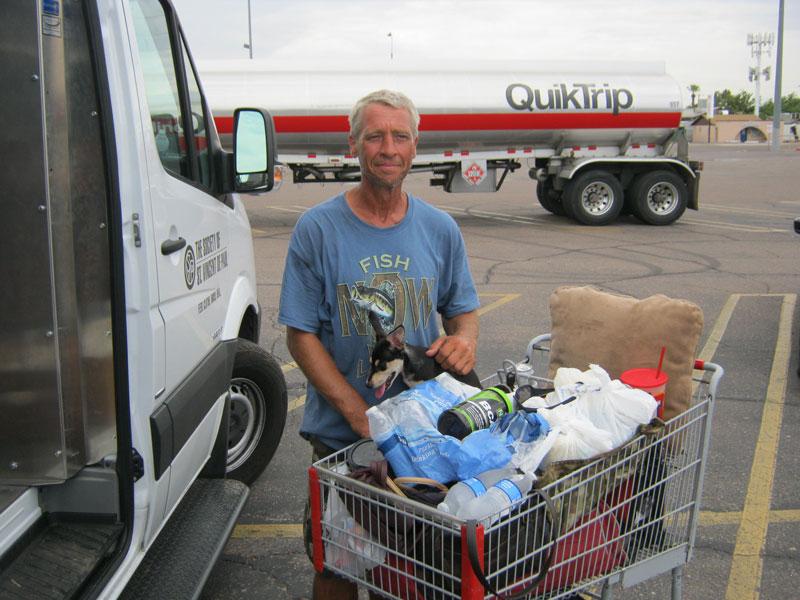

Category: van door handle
[161, 237, 187, 255]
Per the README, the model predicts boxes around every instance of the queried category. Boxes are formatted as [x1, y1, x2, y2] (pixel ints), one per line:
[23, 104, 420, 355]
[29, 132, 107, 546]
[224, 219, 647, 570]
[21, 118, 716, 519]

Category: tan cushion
[547, 286, 704, 420]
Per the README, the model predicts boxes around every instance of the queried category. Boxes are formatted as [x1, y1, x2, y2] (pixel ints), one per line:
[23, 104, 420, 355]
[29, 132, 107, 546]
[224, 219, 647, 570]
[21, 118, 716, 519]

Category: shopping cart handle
[694, 359, 705, 370]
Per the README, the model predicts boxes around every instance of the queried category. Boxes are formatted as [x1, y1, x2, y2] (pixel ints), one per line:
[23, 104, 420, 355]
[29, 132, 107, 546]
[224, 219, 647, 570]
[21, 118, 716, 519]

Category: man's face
[350, 103, 418, 191]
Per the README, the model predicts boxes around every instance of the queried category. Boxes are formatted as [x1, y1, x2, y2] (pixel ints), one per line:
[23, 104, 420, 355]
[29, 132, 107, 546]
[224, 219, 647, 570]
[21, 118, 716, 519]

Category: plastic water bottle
[436, 385, 515, 440]
[436, 467, 516, 515]
[458, 471, 535, 524]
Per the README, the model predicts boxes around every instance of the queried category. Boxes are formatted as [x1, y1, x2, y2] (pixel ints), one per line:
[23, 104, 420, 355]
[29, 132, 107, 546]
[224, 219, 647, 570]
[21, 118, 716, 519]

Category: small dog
[366, 312, 481, 399]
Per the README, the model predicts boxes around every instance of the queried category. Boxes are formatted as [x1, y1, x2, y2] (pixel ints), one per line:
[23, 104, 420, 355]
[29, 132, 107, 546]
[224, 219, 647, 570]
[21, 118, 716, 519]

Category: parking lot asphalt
[201, 143, 800, 600]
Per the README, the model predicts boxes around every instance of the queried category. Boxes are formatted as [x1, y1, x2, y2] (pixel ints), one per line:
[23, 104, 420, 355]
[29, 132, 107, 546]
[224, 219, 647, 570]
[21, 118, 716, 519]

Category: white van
[0, 0, 286, 597]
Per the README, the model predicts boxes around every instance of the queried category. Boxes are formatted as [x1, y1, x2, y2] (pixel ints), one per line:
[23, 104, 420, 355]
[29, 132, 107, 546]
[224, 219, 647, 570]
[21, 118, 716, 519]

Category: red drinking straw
[656, 346, 666, 378]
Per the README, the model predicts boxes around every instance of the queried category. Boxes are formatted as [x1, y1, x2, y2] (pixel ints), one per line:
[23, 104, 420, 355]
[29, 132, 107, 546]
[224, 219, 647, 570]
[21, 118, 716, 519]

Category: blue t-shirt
[278, 193, 479, 450]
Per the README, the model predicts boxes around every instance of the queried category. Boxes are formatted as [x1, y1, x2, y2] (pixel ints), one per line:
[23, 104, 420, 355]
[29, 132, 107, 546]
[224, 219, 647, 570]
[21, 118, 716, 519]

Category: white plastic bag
[539, 403, 615, 466]
[581, 381, 658, 448]
[538, 364, 657, 465]
[552, 366, 607, 391]
[323, 487, 386, 576]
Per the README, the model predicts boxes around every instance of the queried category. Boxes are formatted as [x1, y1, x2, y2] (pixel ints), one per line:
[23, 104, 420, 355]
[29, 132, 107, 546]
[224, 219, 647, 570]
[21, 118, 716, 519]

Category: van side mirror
[233, 108, 276, 192]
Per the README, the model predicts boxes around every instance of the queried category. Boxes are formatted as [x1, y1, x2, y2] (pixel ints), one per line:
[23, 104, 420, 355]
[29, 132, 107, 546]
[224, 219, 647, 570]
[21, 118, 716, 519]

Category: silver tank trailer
[200, 60, 683, 155]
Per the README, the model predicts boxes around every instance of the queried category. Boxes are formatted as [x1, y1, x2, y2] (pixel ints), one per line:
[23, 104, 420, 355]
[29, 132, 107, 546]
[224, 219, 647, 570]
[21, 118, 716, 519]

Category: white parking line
[681, 219, 787, 233]
[701, 204, 797, 218]
[436, 204, 546, 225]
[265, 206, 306, 214]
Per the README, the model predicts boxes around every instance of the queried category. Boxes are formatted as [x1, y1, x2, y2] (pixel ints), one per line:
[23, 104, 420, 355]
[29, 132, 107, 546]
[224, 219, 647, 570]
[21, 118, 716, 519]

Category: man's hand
[425, 310, 479, 375]
[425, 334, 476, 375]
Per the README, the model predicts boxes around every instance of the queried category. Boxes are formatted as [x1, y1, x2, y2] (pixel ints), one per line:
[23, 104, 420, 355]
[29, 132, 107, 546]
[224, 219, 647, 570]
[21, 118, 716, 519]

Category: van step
[0, 520, 123, 599]
[120, 478, 248, 600]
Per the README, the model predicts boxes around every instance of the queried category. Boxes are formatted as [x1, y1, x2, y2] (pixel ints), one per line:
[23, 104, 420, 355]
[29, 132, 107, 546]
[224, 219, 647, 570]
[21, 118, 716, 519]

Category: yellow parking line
[282, 361, 298, 374]
[701, 509, 800, 527]
[725, 293, 797, 600]
[232, 509, 800, 539]
[769, 509, 800, 524]
[288, 395, 306, 413]
[478, 293, 521, 316]
[232, 524, 303, 539]
[697, 294, 740, 363]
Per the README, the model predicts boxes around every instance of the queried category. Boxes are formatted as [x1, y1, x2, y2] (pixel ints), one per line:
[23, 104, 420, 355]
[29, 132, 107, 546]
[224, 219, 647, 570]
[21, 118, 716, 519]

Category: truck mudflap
[689, 160, 703, 210]
[120, 478, 248, 599]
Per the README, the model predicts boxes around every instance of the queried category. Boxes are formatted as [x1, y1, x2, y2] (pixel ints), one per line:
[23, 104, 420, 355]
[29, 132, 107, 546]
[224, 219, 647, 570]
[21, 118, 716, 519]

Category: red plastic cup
[620, 368, 668, 419]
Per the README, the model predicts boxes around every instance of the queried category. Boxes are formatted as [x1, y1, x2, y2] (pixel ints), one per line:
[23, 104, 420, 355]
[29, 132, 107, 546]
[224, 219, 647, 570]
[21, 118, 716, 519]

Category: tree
[758, 93, 800, 119]
[713, 89, 755, 115]
[688, 84, 700, 108]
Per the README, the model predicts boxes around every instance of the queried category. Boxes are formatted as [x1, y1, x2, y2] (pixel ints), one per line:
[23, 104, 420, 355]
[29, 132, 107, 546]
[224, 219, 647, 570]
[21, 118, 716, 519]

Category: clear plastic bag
[323, 486, 386, 576]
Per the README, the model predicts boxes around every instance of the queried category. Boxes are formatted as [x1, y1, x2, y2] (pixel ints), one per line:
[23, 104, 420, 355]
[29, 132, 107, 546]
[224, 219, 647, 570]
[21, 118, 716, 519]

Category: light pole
[771, 0, 785, 151]
[387, 32, 393, 61]
[747, 32, 773, 116]
[244, 0, 253, 59]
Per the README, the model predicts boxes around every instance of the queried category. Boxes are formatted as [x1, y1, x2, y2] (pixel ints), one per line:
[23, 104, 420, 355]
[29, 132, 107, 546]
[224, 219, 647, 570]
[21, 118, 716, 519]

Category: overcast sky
[172, 0, 799, 107]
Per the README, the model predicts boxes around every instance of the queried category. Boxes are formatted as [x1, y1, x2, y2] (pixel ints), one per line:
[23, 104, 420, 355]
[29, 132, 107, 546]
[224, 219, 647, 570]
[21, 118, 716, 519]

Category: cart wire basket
[308, 334, 724, 600]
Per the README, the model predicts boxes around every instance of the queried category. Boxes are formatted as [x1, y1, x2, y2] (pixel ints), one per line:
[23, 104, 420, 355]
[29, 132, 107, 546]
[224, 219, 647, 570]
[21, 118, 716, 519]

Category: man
[278, 89, 480, 599]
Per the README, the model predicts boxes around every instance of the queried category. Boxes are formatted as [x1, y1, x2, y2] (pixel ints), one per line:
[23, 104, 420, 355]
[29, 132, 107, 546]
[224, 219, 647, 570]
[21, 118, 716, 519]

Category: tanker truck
[200, 60, 701, 226]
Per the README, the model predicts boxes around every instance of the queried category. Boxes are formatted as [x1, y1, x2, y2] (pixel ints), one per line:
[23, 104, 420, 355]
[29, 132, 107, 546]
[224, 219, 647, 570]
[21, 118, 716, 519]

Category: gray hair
[349, 89, 420, 142]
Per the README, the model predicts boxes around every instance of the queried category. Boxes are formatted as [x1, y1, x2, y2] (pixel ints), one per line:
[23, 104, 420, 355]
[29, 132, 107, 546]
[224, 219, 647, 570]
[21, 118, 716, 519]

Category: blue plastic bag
[491, 410, 550, 444]
[366, 376, 550, 483]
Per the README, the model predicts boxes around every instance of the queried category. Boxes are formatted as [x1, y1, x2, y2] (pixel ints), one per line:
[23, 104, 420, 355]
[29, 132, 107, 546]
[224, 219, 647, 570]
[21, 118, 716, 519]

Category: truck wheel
[226, 339, 288, 484]
[536, 180, 565, 216]
[630, 170, 688, 225]
[564, 170, 624, 225]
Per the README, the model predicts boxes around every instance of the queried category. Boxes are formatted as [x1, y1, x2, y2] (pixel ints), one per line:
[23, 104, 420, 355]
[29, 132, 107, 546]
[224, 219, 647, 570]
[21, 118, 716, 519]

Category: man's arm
[425, 310, 479, 375]
[286, 326, 371, 438]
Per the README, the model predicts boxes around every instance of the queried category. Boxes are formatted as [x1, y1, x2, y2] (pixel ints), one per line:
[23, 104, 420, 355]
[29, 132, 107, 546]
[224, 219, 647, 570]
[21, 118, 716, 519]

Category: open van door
[127, 0, 241, 534]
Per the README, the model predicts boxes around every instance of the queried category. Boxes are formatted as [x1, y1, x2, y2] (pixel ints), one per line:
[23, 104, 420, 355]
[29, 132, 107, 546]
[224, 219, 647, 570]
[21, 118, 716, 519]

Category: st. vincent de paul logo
[184, 245, 196, 289]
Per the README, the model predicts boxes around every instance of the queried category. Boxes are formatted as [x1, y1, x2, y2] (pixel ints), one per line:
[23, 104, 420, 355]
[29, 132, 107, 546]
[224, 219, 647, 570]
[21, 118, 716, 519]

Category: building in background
[691, 114, 770, 143]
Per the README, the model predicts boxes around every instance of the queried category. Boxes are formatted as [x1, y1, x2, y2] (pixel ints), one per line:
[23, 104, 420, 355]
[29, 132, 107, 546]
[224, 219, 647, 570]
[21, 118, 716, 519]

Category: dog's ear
[368, 311, 386, 339]
[386, 325, 405, 349]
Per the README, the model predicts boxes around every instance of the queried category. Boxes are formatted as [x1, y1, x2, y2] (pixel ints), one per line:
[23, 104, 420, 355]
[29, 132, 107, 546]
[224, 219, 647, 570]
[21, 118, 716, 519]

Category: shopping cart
[308, 334, 724, 600]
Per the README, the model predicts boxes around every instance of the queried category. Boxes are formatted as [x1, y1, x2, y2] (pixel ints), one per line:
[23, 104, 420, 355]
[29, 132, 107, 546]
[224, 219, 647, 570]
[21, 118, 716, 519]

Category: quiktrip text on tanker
[506, 82, 634, 115]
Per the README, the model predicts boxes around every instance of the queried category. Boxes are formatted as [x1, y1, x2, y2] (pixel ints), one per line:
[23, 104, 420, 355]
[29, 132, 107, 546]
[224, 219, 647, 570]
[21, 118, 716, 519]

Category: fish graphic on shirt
[352, 284, 395, 320]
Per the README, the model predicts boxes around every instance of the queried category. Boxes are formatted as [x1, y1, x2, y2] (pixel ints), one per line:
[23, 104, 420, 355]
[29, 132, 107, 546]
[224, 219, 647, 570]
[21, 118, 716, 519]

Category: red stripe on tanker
[214, 112, 681, 135]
